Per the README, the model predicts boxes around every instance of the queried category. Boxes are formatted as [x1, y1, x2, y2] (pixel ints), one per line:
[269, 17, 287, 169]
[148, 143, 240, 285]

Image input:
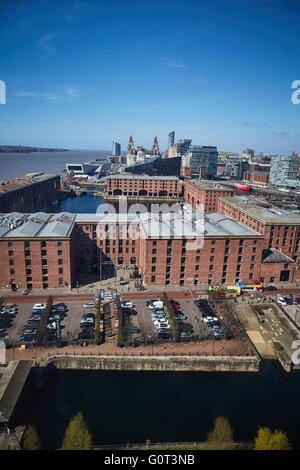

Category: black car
[158, 332, 172, 339]
[262, 286, 277, 291]
[78, 331, 94, 340]
[122, 308, 137, 316]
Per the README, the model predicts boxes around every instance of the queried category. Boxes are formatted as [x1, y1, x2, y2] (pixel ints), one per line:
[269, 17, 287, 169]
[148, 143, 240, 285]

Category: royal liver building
[126, 135, 160, 166]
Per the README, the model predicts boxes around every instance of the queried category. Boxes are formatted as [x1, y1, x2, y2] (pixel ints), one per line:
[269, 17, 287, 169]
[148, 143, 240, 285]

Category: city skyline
[0, 0, 300, 153]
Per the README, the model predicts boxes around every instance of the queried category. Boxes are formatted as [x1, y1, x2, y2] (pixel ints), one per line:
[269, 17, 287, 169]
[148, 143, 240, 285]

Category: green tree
[61, 412, 93, 450]
[206, 416, 234, 449]
[22, 424, 41, 450]
[254, 427, 292, 450]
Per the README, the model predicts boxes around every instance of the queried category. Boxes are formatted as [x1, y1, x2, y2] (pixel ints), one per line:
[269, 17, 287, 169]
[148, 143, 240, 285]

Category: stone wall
[39, 354, 260, 373]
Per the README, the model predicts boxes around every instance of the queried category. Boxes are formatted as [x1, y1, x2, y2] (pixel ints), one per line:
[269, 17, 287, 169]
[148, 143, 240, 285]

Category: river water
[0, 150, 108, 180]
[10, 360, 300, 449]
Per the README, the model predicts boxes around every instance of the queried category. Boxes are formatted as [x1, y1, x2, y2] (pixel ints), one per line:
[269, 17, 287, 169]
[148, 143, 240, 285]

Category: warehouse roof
[219, 195, 300, 224]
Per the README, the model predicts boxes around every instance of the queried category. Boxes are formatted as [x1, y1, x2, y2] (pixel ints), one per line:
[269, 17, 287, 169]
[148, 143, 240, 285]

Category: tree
[206, 416, 234, 449]
[254, 427, 292, 450]
[22, 424, 41, 450]
[61, 412, 93, 450]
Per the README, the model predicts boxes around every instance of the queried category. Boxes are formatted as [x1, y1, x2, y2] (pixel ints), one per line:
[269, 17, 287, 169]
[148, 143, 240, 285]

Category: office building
[269, 155, 300, 188]
[188, 146, 218, 179]
[112, 141, 121, 156]
[168, 131, 175, 149]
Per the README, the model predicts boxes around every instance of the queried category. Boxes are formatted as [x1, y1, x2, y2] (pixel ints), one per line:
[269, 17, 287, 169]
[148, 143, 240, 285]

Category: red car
[170, 300, 180, 309]
[295, 298, 300, 304]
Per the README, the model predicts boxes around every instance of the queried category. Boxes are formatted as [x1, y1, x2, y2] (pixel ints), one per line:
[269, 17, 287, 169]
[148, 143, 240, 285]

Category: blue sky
[0, 0, 300, 153]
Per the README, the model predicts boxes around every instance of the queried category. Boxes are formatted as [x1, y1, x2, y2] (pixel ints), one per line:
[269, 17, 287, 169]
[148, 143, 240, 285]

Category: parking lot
[1, 294, 243, 350]
[1, 300, 99, 346]
[122, 297, 220, 344]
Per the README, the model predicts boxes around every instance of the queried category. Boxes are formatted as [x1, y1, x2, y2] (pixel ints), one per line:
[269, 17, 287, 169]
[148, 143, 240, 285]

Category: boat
[234, 183, 251, 191]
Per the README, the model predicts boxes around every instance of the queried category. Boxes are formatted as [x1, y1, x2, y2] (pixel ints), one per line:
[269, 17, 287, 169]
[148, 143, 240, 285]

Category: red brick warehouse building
[107, 175, 180, 198]
[0, 174, 60, 213]
[184, 180, 235, 212]
[0, 197, 298, 289]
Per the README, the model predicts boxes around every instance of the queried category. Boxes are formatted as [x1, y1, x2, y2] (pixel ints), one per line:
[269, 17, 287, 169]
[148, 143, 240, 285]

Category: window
[8, 242, 13, 247]
[209, 265, 213, 271]
[152, 241, 157, 246]
[59, 278, 64, 286]
[58, 250, 62, 256]
[251, 255, 255, 261]
[195, 265, 199, 271]
[270, 276, 275, 282]
[41, 241, 46, 247]
[24, 241, 29, 248]
[10, 269, 15, 275]
[250, 263, 255, 270]
[9, 259, 14, 266]
[196, 256, 200, 262]
[152, 257, 156, 263]
[26, 269, 31, 275]
[211, 248, 215, 253]
[151, 266, 156, 272]
[151, 276, 156, 283]
[8, 250, 13, 257]
[249, 273, 253, 280]
[211, 240, 215, 245]
[58, 259, 63, 265]
[152, 249, 156, 254]
[284, 263, 289, 269]
[57, 241, 62, 247]
[42, 269, 48, 275]
[210, 256, 214, 262]
[239, 240, 244, 246]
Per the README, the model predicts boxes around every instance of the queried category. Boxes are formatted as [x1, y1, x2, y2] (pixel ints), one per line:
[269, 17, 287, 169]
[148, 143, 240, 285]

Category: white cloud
[38, 33, 58, 53]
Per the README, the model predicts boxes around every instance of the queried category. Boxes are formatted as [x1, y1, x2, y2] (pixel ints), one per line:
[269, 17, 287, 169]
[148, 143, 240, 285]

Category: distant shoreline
[0, 146, 70, 153]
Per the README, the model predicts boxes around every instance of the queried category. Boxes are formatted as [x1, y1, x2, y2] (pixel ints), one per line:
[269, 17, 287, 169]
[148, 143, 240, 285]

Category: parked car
[23, 328, 37, 335]
[49, 313, 65, 321]
[148, 301, 163, 310]
[29, 314, 42, 321]
[80, 321, 95, 329]
[82, 313, 95, 320]
[19, 334, 37, 342]
[83, 301, 96, 308]
[127, 326, 139, 334]
[277, 295, 287, 306]
[123, 308, 137, 316]
[146, 300, 158, 306]
[33, 304, 46, 310]
[121, 302, 134, 308]
[33, 308, 45, 314]
[157, 331, 172, 339]
[53, 303, 67, 312]
[203, 316, 218, 323]
[262, 286, 277, 291]
[283, 297, 293, 305]
[78, 331, 94, 340]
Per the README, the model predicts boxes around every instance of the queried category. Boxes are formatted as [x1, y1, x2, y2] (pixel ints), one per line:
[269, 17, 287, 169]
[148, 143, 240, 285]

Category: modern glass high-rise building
[168, 131, 175, 149]
[112, 141, 121, 156]
[177, 139, 192, 156]
[269, 155, 299, 187]
[189, 146, 218, 179]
